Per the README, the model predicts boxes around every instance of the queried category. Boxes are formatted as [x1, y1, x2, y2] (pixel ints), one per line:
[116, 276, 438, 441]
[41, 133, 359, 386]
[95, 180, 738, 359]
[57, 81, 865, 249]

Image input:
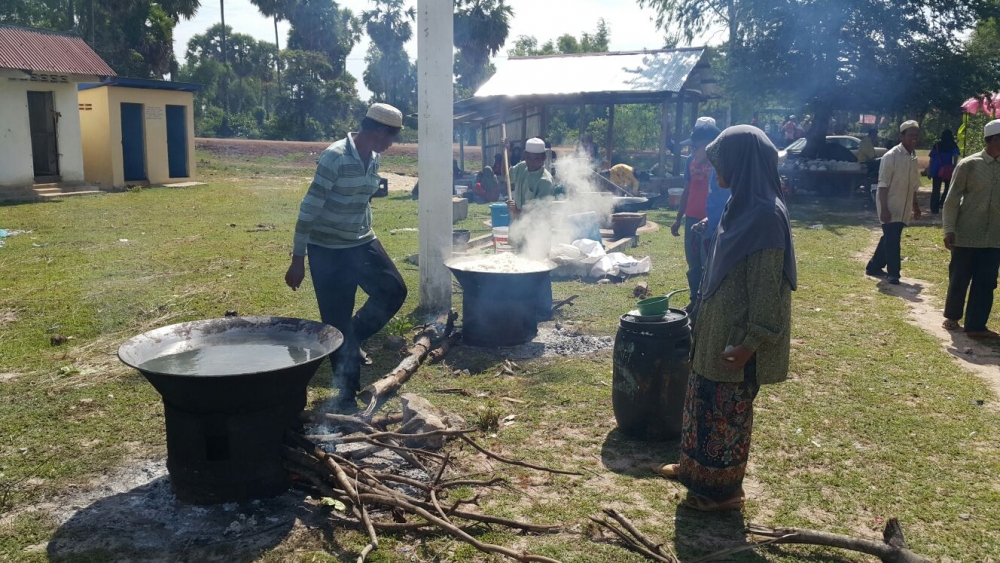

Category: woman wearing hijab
[928, 129, 960, 214]
[655, 126, 797, 512]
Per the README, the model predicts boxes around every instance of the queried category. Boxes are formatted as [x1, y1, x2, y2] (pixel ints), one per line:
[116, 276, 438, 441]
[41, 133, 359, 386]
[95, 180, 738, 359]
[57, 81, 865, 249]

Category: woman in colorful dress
[656, 125, 797, 512]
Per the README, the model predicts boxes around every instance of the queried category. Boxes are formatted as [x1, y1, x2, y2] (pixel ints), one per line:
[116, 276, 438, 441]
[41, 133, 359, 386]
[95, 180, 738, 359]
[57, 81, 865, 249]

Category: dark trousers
[308, 240, 407, 393]
[684, 216, 705, 303]
[944, 247, 1000, 332]
[931, 176, 950, 214]
[867, 222, 906, 278]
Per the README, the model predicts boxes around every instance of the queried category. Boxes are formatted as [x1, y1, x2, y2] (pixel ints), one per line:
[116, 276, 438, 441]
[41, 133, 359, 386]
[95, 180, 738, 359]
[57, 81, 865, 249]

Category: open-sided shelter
[453, 48, 718, 179]
[0, 25, 114, 190]
[78, 78, 201, 188]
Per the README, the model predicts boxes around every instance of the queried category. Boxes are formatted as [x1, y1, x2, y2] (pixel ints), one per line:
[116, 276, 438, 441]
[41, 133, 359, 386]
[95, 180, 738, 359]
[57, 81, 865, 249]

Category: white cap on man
[366, 103, 403, 128]
[695, 116, 717, 128]
[899, 120, 920, 133]
[525, 138, 546, 154]
[985, 119, 1000, 138]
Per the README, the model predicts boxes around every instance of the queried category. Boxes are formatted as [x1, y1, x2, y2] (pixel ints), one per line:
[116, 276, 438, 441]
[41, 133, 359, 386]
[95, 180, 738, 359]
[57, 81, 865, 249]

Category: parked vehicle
[778, 136, 888, 168]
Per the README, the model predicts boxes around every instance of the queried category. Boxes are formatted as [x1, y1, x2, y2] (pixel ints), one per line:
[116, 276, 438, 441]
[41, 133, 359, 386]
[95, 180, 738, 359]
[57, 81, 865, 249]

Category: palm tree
[362, 0, 415, 108]
[249, 0, 293, 84]
[453, 0, 514, 93]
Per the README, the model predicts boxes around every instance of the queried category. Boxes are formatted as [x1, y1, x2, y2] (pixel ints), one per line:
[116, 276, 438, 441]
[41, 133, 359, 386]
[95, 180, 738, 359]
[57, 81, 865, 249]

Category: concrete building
[0, 25, 115, 190]
[78, 78, 201, 188]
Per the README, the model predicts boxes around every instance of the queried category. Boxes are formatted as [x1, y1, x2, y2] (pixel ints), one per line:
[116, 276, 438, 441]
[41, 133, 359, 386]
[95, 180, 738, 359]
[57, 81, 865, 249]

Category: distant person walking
[655, 126, 797, 512]
[928, 129, 961, 214]
[285, 103, 408, 410]
[941, 119, 1000, 339]
[672, 119, 722, 307]
[866, 121, 922, 284]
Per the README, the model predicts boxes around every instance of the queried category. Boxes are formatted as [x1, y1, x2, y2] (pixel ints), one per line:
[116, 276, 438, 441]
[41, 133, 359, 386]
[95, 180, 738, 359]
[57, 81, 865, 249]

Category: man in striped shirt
[285, 103, 407, 409]
[941, 119, 1000, 339]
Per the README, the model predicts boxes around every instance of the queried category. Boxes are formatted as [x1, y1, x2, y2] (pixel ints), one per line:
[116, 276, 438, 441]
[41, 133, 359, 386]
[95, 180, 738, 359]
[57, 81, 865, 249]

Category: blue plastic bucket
[490, 203, 510, 227]
[567, 211, 602, 243]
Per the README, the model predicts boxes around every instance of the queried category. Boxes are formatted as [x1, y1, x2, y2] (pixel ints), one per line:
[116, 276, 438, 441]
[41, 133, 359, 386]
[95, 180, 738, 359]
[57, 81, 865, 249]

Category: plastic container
[493, 227, 513, 253]
[566, 211, 602, 243]
[490, 203, 510, 227]
[667, 188, 685, 209]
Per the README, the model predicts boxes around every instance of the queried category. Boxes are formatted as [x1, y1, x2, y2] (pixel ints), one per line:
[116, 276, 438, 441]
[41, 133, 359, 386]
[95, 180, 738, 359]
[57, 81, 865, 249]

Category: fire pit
[118, 316, 343, 504]
[446, 255, 556, 347]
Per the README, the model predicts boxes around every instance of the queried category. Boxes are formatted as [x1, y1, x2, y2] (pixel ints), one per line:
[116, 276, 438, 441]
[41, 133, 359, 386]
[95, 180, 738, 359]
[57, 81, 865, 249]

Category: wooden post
[606, 104, 615, 168]
[458, 124, 465, 172]
[659, 98, 671, 175]
[521, 105, 528, 143]
[578, 104, 587, 142]
[672, 92, 685, 178]
[481, 122, 487, 170]
[540, 105, 549, 139]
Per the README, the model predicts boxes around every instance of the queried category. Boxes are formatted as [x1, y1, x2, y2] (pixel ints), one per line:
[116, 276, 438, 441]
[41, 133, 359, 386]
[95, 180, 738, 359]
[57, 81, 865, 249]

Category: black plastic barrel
[612, 309, 691, 441]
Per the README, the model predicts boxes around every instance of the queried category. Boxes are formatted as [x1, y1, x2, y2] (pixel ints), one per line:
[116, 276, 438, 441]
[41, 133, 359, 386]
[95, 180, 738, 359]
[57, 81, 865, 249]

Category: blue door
[166, 105, 188, 178]
[120, 103, 146, 181]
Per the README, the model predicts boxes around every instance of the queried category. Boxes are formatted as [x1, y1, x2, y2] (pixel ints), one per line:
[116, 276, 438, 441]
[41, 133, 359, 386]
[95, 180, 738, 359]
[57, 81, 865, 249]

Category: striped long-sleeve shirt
[292, 135, 381, 256]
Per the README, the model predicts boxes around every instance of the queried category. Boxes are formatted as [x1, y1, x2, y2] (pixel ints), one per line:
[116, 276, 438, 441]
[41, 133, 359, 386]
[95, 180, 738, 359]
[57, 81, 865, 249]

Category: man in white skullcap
[866, 120, 922, 284]
[506, 137, 555, 216]
[941, 119, 1000, 339]
[285, 103, 407, 410]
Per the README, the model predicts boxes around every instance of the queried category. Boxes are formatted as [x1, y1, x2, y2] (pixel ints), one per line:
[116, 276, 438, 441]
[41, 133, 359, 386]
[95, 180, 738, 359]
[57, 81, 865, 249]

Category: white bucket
[493, 227, 513, 253]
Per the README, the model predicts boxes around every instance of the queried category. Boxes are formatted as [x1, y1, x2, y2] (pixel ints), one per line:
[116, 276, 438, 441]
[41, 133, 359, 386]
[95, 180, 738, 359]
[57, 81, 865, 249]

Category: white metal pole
[417, 0, 454, 312]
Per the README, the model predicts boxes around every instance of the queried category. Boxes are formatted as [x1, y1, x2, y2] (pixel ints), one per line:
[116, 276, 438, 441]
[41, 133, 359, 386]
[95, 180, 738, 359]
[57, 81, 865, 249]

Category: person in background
[285, 103, 408, 411]
[492, 153, 506, 181]
[605, 163, 643, 196]
[672, 119, 722, 307]
[781, 116, 797, 147]
[545, 139, 558, 178]
[857, 128, 880, 183]
[928, 129, 961, 214]
[655, 126, 797, 512]
[750, 112, 760, 128]
[509, 143, 523, 167]
[578, 133, 600, 163]
[866, 121, 922, 284]
[941, 119, 1000, 339]
[473, 164, 500, 203]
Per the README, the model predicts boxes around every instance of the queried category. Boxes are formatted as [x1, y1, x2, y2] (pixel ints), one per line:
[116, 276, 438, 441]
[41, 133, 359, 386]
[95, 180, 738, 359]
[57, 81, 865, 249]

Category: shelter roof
[79, 77, 203, 92]
[0, 24, 114, 77]
[455, 48, 711, 123]
[477, 48, 706, 98]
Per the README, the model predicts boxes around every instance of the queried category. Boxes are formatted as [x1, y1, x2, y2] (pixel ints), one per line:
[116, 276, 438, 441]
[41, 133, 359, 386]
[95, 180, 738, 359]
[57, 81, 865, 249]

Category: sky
[173, 0, 711, 100]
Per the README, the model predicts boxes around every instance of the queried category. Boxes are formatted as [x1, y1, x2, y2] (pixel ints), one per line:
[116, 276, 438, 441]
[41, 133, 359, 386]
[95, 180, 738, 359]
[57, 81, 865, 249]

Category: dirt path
[857, 233, 1000, 400]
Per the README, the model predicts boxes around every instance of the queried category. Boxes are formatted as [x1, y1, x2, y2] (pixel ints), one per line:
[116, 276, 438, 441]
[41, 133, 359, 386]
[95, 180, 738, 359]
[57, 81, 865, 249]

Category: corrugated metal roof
[79, 77, 202, 92]
[0, 25, 115, 77]
[474, 48, 706, 98]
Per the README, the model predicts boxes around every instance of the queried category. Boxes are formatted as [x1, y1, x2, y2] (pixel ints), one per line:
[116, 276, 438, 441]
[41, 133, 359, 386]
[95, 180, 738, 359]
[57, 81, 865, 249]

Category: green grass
[1, 156, 999, 561]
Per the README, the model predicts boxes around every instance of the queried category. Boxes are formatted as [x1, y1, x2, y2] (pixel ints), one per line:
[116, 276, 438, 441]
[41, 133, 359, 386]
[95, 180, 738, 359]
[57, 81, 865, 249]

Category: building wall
[77, 87, 113, 187]
[105, 88, 196, 187]
[0, 80, 85, 187]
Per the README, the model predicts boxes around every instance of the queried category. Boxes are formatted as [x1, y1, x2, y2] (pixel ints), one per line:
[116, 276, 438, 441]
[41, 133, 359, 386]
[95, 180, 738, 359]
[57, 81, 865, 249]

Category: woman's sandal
[653, 463, 680, 480]
[681, 490, 745, 513]
[942, 319, 961, 331]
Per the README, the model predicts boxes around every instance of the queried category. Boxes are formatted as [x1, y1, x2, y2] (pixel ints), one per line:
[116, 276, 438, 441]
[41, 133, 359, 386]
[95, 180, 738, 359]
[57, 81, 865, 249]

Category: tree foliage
[508, 18, 610, 57]
[453, 0, 513, 94]
[361, 0, 417, 120]
[640, 0, 1000, 147]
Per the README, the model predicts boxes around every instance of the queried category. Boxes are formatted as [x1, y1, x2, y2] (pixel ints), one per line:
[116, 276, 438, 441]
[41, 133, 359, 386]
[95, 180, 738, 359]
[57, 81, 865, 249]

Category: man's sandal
[967, 330, 1000, 340]
[681, 491, 745, 513]
[942, 319, 961, 331]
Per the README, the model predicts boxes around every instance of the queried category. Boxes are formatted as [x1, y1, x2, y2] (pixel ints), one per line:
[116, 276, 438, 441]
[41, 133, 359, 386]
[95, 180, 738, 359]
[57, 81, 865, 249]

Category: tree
[507, 19, 610, 57]
[639, 0, 1000, 154]
[361, 0, 417, 117]
[248, 0, 292, 84]
[453, 0, 513, 93]
[286, 0, 361, 76]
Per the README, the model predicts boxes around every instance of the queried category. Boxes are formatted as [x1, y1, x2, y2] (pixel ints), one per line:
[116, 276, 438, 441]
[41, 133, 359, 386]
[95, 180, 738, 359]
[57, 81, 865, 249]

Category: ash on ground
[471, 321, 614, 360]
[38, 459, 319, 562]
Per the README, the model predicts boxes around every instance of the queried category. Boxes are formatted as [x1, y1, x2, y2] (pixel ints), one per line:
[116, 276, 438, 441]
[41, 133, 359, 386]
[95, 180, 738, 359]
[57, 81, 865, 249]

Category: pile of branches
[282, 426, 580, 563]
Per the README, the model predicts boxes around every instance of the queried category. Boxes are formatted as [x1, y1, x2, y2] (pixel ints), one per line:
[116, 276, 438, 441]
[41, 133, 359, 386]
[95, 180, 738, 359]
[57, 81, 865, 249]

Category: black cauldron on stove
[118, 316, 343, 504]
[446, 257, 556, 347]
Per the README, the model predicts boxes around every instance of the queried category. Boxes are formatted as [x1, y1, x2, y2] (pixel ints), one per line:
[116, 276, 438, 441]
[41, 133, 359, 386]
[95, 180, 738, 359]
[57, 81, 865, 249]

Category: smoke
[509, 150, 617, 261]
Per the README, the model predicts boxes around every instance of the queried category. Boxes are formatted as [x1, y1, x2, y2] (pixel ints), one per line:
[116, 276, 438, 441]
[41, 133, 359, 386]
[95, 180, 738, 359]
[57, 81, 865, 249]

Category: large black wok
[118, 316, 343, 504]
[446, 257, 556, 347]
